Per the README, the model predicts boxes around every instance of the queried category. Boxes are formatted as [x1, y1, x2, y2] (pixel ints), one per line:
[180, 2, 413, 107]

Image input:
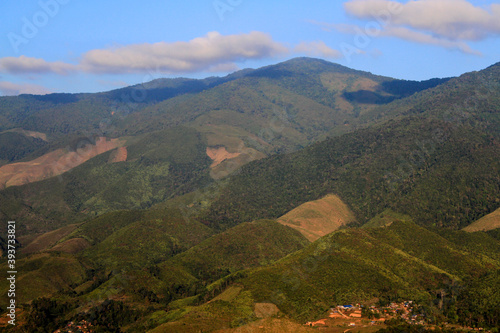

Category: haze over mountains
[0, 58, 499, 332]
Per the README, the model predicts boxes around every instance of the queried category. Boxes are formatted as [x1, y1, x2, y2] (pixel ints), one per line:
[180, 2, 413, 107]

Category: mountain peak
[246, 57, 375, 80]
[276, 57, 361, 74]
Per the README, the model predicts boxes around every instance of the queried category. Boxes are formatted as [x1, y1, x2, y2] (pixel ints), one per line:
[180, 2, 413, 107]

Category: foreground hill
[4, 212, 499, 332]
[136, 220, 500, 331]
[162, 220, 309, 282]
[239, 220, 500, 321]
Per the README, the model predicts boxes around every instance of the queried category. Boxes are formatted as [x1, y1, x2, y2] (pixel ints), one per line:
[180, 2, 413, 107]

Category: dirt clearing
[278, 194, 356, 242]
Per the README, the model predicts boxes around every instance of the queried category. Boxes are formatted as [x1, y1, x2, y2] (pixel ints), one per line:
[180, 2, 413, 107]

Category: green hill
[0, 252, 91, 306]
[126, 220, 500, 331]
[0, 57, 454, 239]
[163, 219, 309, 282]
[80, 208, 213, 270]
[0, 75, 234, 137]
[200, 62, 500, 230]
[239, 220, 500, 321]
[2, 215, 499, 331]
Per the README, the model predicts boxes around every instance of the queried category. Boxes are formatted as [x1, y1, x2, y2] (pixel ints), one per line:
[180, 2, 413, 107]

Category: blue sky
[0, 0, 499, 95]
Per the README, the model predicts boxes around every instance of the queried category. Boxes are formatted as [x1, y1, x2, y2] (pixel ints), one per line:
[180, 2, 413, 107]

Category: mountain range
[0, 57, 499, 332]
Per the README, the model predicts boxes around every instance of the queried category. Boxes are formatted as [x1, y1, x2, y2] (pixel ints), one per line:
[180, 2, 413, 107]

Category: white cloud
[80, 31, 289, 74]
[324, 0, 500, 54]
[0, 55, 75, 75]
[0, 81, 52, 96]
[344, 0, 500, 41]
[294, 41, 342, 58]
[383, 26, 482, 55]
[324, 21, 482, 54]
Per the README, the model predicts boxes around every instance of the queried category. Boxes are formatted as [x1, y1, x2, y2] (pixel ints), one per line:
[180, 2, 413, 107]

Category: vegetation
[0, 126, 212, 236]
[239, 220, 500, 322]
[0, 58, 499, 332]
[0, 131, 48, 165]
[163, 220, 309, 282]
[25, 297, 77, 333]
[456, 270, 500, 328]
[200, 63, 500, 230]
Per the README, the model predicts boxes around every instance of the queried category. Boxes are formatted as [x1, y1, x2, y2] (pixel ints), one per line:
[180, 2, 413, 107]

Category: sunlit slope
[277, 194, 356, 241]
[463, 207, 500, 232]
[0, 137, 124, 189]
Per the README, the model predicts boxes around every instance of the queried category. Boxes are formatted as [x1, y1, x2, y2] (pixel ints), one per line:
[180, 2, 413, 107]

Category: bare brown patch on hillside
[463, 208, 500, 232]
[207, 146, 242, 168]
[21, 224, 79, 254]
[336, 95, 355, 114]
[0, 137, 124, 189]
[108, 146, 128, 163]
[278, 194, 356, 242]
[197, 125, 269, 179]
[207, 146, 266, 180]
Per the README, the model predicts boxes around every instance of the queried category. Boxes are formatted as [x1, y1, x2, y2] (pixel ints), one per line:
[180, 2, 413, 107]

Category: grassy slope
[20, 224, 80, 254]
[364, 221, 498, 278]
[0, 252, 91, 307]
[463, 207, 500, 232]
[278, 194, 357, 241]
[145, 220, 500, 331]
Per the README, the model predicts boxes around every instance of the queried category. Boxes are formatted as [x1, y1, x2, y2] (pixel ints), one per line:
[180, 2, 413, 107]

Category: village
[303, 301, 490, 332]
[305, 301, 419, 331]
[53, 319, 94, 333]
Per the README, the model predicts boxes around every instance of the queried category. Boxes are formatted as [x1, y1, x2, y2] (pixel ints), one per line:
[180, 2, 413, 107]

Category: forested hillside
[200, 62, 500, 230]
[0, 58, 453, 236]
